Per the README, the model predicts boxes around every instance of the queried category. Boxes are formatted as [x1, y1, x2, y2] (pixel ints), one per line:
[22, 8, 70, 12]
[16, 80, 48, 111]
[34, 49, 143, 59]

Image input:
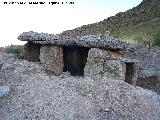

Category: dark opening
[137, 76, 160, 94]
[63, 46, 90, 76]
[125, 63, 135, 85]
[24, 42, 41, 62]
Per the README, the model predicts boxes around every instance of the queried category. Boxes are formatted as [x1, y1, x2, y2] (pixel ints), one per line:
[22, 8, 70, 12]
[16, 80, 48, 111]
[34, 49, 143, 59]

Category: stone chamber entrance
[125, 62, 137, 85]
[24, 42, 41, 62]
[63, 46, 90, 76]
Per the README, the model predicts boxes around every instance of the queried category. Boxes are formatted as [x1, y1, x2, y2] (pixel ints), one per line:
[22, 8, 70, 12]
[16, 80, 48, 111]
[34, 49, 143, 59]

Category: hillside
[61, 0, 160, 44]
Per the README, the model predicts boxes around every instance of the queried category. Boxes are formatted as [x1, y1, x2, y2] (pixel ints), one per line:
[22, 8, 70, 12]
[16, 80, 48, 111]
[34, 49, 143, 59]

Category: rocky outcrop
[84, 48, 126, 80]
[40, 46, 64, 75]
[18, 31, 135, 51]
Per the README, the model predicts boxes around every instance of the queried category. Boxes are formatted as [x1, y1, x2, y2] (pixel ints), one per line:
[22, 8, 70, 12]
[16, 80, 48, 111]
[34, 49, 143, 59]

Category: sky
[0, 0, 143, 47]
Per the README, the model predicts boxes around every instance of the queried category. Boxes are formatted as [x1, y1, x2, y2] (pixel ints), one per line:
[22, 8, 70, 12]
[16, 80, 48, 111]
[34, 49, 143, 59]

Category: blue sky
[0, 0, 143, 46]
[77, 0, 142, 10]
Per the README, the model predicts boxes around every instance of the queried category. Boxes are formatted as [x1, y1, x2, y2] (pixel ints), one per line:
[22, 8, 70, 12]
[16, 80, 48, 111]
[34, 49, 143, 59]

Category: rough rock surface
[39, 46, 64, 75]
[122, 46, 160, 94]
[17, 31, 59, 41]
[124, 46, 160, 79]
[85, 48, 126, 80]
[18, 31, 135, 51]
[0, 52, 160, 120]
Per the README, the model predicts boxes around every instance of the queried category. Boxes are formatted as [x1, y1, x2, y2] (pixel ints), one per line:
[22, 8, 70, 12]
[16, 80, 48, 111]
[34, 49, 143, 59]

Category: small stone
[0, 85, 10, 97]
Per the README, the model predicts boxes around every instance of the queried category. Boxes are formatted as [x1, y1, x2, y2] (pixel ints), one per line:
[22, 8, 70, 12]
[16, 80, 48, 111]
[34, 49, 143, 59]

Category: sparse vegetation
[4, 45, 24, 59]
[5, 45, 23, 54]
[61, 0, 160, 46]
[109, 18, 160, 45]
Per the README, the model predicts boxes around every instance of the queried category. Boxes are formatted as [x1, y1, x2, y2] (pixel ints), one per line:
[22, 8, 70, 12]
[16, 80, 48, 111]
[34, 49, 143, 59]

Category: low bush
[5, 47, 19, 54]
[5, 45, 24, 59]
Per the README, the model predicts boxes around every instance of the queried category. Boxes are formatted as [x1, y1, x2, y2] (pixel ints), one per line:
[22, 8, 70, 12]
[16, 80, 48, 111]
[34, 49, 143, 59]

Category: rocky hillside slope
[61, 0, 160, 44]
[0, 52, 160, 119]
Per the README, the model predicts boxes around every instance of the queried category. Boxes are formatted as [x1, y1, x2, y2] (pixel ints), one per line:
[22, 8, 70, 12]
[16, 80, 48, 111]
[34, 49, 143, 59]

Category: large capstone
[84, 48, 126, 80]
[18, 31, 136, 51]
[40, 46, 64, 75]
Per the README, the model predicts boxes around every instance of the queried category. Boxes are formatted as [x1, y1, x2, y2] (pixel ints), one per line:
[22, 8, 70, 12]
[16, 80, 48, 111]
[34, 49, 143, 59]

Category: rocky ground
[0, 52, 160, 120]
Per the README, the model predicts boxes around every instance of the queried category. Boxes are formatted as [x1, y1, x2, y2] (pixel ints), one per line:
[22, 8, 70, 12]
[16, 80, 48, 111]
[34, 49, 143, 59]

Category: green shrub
[5, 45, 24, 55]
[153, 34, 160, 46]
[153, 26, 160, 46]
[5, 47, 19, 54]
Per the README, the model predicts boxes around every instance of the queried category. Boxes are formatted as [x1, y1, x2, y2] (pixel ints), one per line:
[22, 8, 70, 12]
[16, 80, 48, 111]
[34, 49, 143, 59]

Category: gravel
[0, 52, 160, 120]
[0, 85, 10, 97]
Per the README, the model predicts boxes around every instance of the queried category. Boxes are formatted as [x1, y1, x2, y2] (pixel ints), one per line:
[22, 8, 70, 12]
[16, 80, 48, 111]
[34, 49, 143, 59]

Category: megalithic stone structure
[18, 31, 138, 85]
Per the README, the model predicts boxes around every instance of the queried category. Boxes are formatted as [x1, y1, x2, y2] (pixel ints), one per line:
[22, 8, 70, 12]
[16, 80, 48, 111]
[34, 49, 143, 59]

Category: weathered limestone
[40, 46, 64, 75]
[84, 48, 126, 80]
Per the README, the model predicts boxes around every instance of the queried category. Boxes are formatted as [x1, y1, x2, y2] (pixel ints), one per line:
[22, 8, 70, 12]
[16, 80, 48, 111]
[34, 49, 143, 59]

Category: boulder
[85, 48, 125, 80]
[40, 46, 64, 75]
